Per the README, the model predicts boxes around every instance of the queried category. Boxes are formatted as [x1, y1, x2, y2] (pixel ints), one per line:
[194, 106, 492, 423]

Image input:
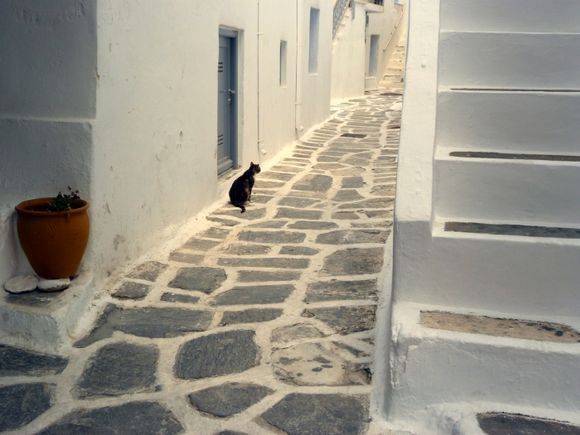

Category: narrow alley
[2, 46, 405, 435]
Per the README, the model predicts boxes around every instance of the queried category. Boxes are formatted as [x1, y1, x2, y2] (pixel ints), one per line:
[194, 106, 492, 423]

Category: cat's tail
[232, 203, 246, 213]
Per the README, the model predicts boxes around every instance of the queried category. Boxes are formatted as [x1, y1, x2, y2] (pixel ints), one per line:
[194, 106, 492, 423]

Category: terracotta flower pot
[15, 198, 90, 280]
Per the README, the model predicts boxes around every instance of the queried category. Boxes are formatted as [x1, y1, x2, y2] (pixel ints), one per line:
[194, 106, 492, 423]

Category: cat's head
[250, 162, 261, 174]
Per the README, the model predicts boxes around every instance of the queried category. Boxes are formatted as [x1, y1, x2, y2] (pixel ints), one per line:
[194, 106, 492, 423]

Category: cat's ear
[250, 161, 254, 165]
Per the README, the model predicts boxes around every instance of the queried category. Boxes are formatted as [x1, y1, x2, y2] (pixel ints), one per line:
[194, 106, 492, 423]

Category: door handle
[228, 89, 236, 96]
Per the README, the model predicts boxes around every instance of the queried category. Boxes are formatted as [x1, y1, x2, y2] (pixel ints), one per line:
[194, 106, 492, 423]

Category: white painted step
[388, 302, 580, 423]
[394, 220, 580, 318]
[439, 32, 580, 89]
[440, 0, 580, 33]
[0, 271, 95, 355]
[434, 147, 580, 224]
[389, 401, 580, 434]
[436, 90, 580, 154]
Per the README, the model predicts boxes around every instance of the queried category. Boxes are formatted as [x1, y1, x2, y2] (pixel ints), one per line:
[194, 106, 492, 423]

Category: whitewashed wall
[0, 0, 97, 285]
[330, 2, 367, 102]
[0, 0, 334, 289]
[90, 1, 253, 280]
[390, 0, 438, 305]
[331, 1, 405, 101]
[296, 0, 333, 134]
[259, 0, 298, 160]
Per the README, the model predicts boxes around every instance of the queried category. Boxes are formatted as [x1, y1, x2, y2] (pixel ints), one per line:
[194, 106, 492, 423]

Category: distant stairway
[388, 0, 580, 432]
[380, 43, 405, 89]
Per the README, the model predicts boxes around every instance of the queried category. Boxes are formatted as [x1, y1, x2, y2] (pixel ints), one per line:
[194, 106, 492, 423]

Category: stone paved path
[0, 64, 404, 434]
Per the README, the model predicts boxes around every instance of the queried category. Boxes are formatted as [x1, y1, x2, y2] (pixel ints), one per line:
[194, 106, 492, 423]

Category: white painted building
[380, 0, 580, 432]
[331, 0, 405, 102]
[0, 0, 404, 345]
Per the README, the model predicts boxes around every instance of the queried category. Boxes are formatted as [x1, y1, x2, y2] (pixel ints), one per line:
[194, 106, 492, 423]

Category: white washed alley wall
[330, 1, 366, 102]
[297, 0, 333, 134]
[0, 0, 338, 291]
[0, 0, 97, 285]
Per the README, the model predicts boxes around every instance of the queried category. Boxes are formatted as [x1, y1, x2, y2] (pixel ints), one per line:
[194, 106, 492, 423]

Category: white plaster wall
[441, 0, 580, 33]
[90, 0, 329, 284]
[297, 0, 333, 133]
[91, 1, 255, 280]
[1, 0, 335, 295]
[0, 0, 96, 118]
[259, 0, 298, 159]
[330, 3, 366, 102]
[435, 156, 580, 225]
[391, 0, 438, 302]
[439, 32, 580, 90]
[436, 91, 580, 153]
[0, 0, 96, 285]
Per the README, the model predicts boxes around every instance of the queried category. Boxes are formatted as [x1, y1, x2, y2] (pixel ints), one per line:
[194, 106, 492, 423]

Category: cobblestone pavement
[1, 79, 403, 434]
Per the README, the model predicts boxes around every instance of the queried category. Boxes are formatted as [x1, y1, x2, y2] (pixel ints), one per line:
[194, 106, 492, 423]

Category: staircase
[388, 0, 580, 432]
[379, 42, 405, 90]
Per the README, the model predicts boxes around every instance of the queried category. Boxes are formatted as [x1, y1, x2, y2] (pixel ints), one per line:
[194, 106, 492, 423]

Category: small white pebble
[38, 278, 71, 292]
[4, 275, 39, 294]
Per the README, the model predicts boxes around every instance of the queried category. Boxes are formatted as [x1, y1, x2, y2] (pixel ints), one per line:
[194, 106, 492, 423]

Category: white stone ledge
[436, 90, 580, 153]
[389, 301, 580, 422]
[439, 32, 580, 89]
[397, 224, 580, 319]
[0, 271, 96, 355]
[434, 151, 580, 225]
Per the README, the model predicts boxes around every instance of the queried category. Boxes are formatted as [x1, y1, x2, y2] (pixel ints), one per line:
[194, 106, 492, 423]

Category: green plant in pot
[15, 187, 90, 280]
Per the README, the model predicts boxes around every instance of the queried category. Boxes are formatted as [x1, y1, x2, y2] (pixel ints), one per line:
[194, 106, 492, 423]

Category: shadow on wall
[0, 0, 97, 284]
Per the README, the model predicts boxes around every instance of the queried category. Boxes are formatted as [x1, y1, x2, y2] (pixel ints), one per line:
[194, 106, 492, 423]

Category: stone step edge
[393, 301, 580, 351]
[439, 86, 580, 94]
[477, 411, 580, 435]
[444, 221, 580, 240]
[421, 310, 580, 344]
[388, 402, 580, 435]
[432, 219, 580, 246]
[458, 403, 580, 435]
[436, 146, 580, 165]
[449, 150, 580, 163]
[0, 271, 96, 356]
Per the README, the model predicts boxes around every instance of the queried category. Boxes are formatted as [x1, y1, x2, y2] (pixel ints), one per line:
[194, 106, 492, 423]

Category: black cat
[229, 162, 261, 213]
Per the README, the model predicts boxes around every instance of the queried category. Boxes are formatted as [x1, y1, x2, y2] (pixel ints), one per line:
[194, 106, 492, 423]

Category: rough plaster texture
[0, 0, 96, 285]
[0, 0, 97, 118]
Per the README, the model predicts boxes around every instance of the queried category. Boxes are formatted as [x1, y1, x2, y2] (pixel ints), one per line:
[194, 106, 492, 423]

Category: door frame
[218, 27, 239, 175]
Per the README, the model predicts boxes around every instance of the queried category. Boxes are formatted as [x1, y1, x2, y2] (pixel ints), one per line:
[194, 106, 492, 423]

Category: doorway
[217, 30, 238, 175]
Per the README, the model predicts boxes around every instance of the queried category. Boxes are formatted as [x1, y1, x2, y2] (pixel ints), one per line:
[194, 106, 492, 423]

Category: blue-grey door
[217, 34, 236, 175]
